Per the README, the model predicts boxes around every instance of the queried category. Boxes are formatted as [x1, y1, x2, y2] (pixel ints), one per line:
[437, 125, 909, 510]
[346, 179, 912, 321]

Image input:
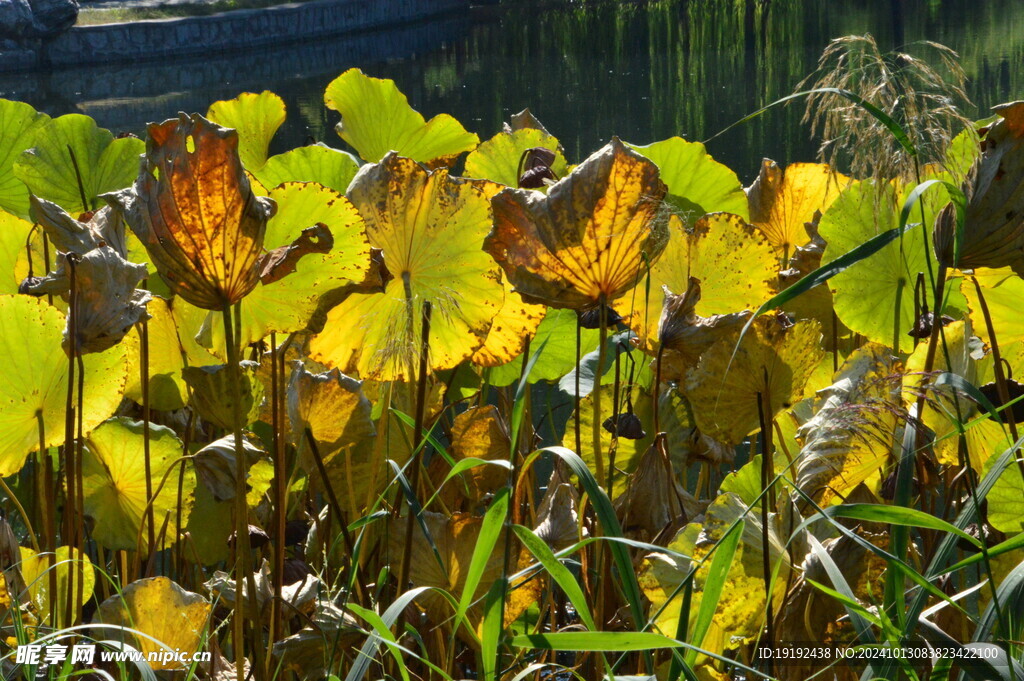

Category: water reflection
[1, 0, 1021, 181]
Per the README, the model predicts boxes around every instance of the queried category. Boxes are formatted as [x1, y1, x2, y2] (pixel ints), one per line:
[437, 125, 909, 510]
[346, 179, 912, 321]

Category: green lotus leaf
[628, 137, 747, 222]
[193, 181, 371, 351]
[14, 114, 144, 214]
[254, 143, 360, 195]
[0, 99, 49, 218]
[0, 211, 33, 294]
[183, 361, 264, 429]
[207, 90, 286, 170]
[184, 474, 236, 565]
[987, 456, 1024, 534]
[487, 308, 601, 387]
[819, 178, 963, 353]
[324, 68, 479, 166]
[81, 417, 196, 552]
[464, 127, 568, 188]
[0, 295, 127, 476]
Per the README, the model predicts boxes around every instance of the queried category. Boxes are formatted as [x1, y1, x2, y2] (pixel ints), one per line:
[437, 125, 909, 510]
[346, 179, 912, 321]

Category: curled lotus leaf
[485, 138, 669, 311]
[183, 361, 264, 429]
[616, 212, 775, 350]
[795, 343, 903, 506]
[253, 143, 360, 196]
[628, 137, 748, 222]
[206, 90, 286, 171]
[614, 437, 697, 543]
[310, 153, 504, 380]
[95, 576, 211, 671]
[205, 559, 318, 617]
[106, 113, 276, 310]
[81, 417, 196, 552]
[432, 406, 511, 508]
[747, 159, 850, 258]
[776, 218, 842, 337]
[15, 113, 143, 214]
[324, 68, 479, 166]
[20, 546, 95, 630]
[533, 466, 585, 551]
[683, 315, 823, 445]
[23, 247, 152, 354]
[0, 98, 49, 218]
[934, 101, 1024, 273]
[193, 433, 266, 502]
[29, 195, 129, 258]
[0, 295, 126, 477]
[287, 360, 375, 457]
[273, 602, 361, 678]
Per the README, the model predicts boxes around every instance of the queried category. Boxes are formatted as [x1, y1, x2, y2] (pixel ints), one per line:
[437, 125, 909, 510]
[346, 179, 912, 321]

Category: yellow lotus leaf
[905, 320, 1010, 470]
[464, 126, 568, 188]
[206, 90, 286, 171]
[795, 343, 902, 506]
[195, 181, 371, 351]
[747, 159, 849, 258]
[95, 576, 211, 670]
[0, 295, 126, 477]
[485, 138, 668, 312]
[20, 546, 94, 630]
[439, 406, 512, 505]
[683, 316, 823, 445]
[471, 276, 546, 368]
[288, 361, 375, 458]
[934, 101, 1024, 273]
[106, 113, 275, 310]
[639, 492, 789, 652]
[387, 511, 537, 643]
[324, 68, 479, 166]
[81, 417, 196, 552]
[0, 211, 34, 294]
[123, 296, 219, 412]
[616, 212, 776, 348]
[183, 361, 264, 430]
[962, 267, 1024, 347]
[310, 153, 504, 380]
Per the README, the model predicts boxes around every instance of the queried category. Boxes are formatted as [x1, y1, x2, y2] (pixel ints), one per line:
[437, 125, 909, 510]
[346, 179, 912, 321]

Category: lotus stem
[222, 301, 265, 681]
[140, 313, 156, 563]
[37, 411, 57, 627]
[62, 253, 78, 630]
[756, 388, 774, 676]
[593, 302, 607, 487]
[269, 332, 286, 652]
[574, 316, 582, 456]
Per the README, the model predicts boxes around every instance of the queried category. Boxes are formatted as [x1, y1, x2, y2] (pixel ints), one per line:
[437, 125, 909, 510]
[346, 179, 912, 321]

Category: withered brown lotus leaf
[485, 138, 668, 309]
[23, 247, 152, 354]
[106, 113, 275, 310]
[29, 195, 129, 258]
[934, 101, 1024, 273]
[533, 482, 584, 551]
[272, 602, 361, 679]
[193, 433, 265, 502]
[614, 436, 694, 543]
[257, 222, 333, 285]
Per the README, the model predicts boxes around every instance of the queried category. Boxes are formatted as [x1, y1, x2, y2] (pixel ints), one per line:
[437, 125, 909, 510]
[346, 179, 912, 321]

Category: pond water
[2, 0, 1023, 182]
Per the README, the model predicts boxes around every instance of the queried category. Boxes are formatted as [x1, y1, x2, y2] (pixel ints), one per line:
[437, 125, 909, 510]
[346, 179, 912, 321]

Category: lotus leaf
[434, 406, 511, 507]
[81, 417, 196, 552]
[819, 178, 956, 353]
[629, 137, 748, 221]
[287, 361, 375, 457]
[616, 212, 775, 349]
[487, 308, 601, 387]
[207, 90, 286, 170]
[197, 180, 371, 350]
[0, 99, 49, 218]
[14, 114, 143, 214]
[19, 546, 94, 629]
[324, 68, 479, 166]
[254, 143, 360, 195]
[29, 195, 129, 258]
[95, 576, 211, 670]
[639, 492, 789, 651]
[184, 361, 264, 429]
[193, 433, 265, 502]
[0, 295, 126, 476]
[683, 316, 823, 445]
[795, 343, 902, 506]
[0, 210, 32, 293]
[934, 101, 1024, 273]
[485, 138, 668, 312]
[747, 159, 849, 259]
[962, 267, 1024, 347]
[464, 126, 568, 188]
[123, 296, 219, 411]
[107, 113, 275, 310]
[310, 153, 504, 380]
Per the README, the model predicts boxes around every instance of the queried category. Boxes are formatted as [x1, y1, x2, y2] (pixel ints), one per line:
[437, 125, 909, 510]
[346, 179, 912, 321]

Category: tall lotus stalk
[105, 113, 275, 681]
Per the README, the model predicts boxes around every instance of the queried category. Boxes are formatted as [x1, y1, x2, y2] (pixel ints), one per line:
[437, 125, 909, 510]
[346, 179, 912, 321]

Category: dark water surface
[2, 0, 1022, 182]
